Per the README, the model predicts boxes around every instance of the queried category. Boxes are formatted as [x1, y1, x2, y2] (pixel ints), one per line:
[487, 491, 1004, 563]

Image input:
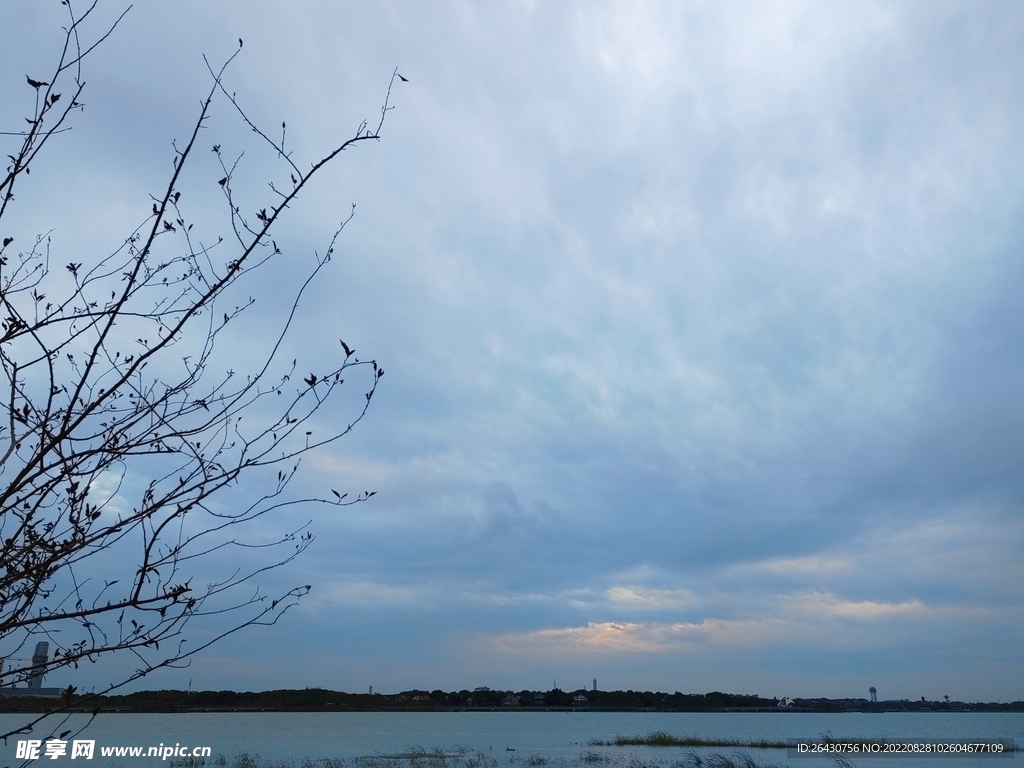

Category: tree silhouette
[0, 1, 398, 737]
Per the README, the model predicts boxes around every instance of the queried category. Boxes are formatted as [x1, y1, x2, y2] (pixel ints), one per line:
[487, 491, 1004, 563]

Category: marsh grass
[170, 748, 787, 768]
[174, 751, 492, 768]
[362, 747, 467, 765]
[589, 734, 786, 750]
[680, 755, 767, 768]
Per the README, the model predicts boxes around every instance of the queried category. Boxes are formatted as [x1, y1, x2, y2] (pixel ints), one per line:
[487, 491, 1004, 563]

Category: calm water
[1, 710, 1020, 767]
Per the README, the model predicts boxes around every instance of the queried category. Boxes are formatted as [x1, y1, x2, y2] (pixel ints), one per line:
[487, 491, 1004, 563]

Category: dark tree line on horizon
[2, 686, 1019, 714]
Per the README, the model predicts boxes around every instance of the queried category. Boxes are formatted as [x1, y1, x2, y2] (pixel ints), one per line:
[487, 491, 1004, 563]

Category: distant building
[870, 687, 877, 703]
[573, 694, 588, 706]
[593, 678, 597, 692]
[0, 642, 61, 697]
[502, 693, 520, 707]
[28, 642, 48, 690]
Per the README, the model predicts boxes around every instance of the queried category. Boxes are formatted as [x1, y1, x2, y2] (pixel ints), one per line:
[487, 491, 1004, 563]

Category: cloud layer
[1, 0, 1022, 701]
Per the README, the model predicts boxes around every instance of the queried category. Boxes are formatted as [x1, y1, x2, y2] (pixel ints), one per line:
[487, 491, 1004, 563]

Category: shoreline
[2, 705, 1020, 714]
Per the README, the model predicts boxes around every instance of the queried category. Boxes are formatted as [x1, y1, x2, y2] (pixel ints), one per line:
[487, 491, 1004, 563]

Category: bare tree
[0, 1, 396, 736]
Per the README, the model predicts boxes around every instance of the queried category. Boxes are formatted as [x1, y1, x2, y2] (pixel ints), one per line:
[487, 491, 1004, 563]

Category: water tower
[869, 686, 877, 703]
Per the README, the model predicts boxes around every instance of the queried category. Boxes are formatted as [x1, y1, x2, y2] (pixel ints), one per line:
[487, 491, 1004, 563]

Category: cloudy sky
[3, 1, 1023, 702]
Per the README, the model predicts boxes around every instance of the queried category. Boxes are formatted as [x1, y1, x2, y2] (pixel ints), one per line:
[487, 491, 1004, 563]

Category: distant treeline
[2, 687, 1021, 713]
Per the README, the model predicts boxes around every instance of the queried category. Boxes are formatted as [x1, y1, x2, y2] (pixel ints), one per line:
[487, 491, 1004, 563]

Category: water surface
[1, 710, 1019, 767]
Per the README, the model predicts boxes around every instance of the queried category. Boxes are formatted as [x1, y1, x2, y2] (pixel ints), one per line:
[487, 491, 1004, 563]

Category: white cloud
[750, 554, 853, 575]
[606, 586, 697, 609]
[483, 590, 1001, 658]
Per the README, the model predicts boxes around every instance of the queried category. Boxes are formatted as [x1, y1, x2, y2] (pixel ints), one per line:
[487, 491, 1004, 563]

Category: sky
[1, 1, 1023, 703]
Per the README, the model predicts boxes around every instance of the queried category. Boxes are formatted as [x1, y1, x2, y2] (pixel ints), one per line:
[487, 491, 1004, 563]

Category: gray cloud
[2, 0, 1022, 700]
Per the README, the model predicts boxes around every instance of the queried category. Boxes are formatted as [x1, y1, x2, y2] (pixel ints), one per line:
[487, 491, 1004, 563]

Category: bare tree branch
[0, 1, 401, 739]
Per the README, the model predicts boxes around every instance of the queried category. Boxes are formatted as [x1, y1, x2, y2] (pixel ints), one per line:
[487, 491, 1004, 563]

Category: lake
[1, 710, 1020, 767]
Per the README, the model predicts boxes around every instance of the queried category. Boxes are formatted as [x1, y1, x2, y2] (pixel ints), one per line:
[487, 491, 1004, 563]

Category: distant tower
[27, 642, 49, 690]
[368, 685, 373, 695]
[869, 686, 877, 703]
[593, 678, 597, 692]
